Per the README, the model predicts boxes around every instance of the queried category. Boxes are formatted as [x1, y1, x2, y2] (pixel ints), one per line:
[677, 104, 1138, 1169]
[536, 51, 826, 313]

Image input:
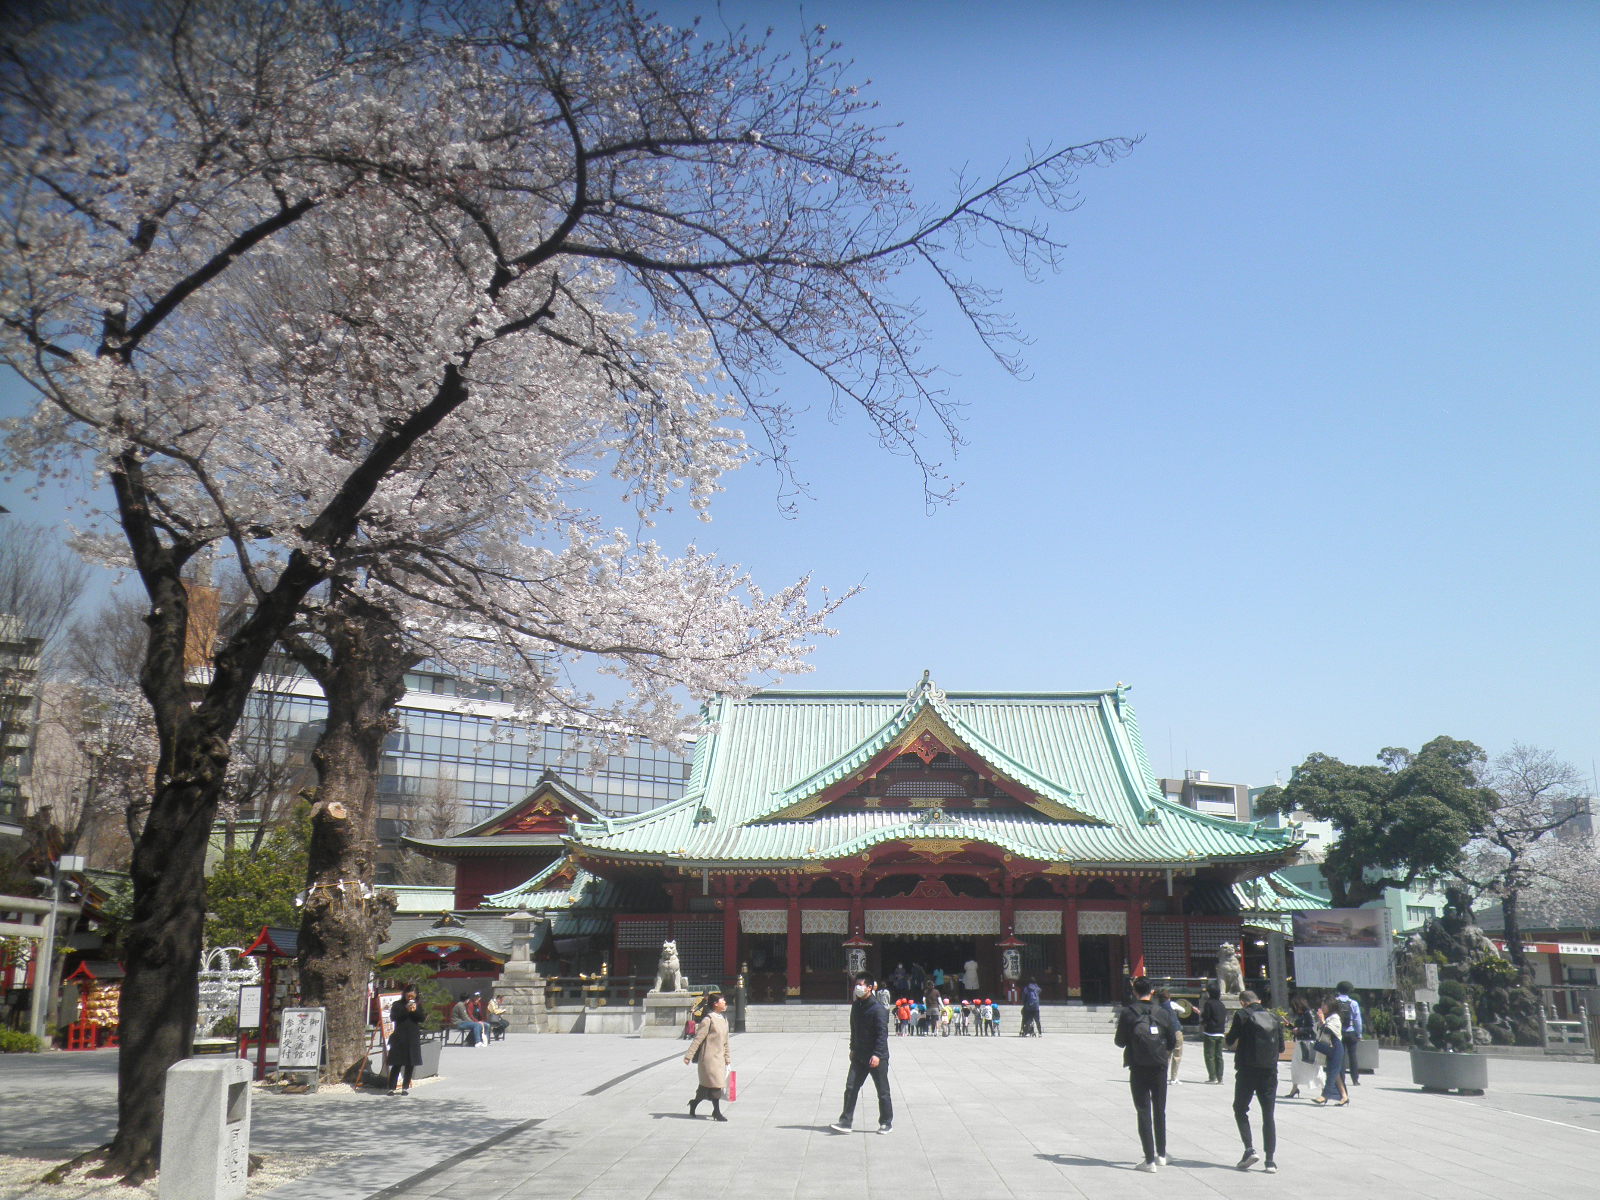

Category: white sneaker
[829, 1122, 852, 1134]
[1156, 1155, 1168, 1166]
[1135, 1159, 1158, 1173]
[1238, 1149, 1261, 1170]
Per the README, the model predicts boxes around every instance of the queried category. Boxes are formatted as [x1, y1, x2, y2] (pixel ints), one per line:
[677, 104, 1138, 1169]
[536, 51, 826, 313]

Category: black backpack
[1334, 996, 1354, 1029]
[1238, 1007, 1280, 1067]
[1120, 1001, 1170, 1066]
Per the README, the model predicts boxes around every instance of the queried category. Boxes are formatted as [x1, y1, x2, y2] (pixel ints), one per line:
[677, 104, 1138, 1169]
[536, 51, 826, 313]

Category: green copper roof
[480, 856, 620, 912]
[569, 680, 1301, 870]
[1235, 872, 1329, 914]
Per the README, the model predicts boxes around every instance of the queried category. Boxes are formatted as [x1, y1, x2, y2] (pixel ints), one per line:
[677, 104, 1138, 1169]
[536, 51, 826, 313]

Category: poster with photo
[1292, 907, 1395, 988]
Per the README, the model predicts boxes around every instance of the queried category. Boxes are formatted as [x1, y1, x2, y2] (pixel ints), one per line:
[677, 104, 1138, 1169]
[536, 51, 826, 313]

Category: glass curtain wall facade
[234, 661, 690, 881]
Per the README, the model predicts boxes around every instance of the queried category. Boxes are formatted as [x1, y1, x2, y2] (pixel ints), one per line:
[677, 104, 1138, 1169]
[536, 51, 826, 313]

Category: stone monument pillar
[496, 910, 550, 1033]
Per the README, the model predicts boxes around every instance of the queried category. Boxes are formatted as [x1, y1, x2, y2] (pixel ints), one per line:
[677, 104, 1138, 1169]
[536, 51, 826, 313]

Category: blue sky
[4, 0, 1596, 789]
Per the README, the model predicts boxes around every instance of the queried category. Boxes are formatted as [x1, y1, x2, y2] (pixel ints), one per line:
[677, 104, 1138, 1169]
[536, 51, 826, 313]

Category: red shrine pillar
[722, 882, 740, 981]
[1126, 895, 1146, 978]
[783, 881, 803, 998]
[1063, 897, 1082, 1000]
[1000, 873, 1016, 937]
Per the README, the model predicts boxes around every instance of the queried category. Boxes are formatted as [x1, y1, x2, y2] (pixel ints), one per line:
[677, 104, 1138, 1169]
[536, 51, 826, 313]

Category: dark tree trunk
[1501, 889, 1525, 969]
[294, 598, 416, 1084]
[107, 737, 227, 1181]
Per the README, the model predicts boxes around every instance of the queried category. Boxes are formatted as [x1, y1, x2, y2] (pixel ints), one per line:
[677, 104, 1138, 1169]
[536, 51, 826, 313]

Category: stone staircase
[742, 1003, 1125, 1034]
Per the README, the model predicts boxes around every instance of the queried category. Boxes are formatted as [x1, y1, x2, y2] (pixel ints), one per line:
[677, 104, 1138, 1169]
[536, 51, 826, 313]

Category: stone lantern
[497, 910, 545, 1033]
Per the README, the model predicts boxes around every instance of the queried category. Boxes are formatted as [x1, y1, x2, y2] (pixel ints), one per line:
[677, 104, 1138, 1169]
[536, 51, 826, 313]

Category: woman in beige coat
[684, 992, 732, 1121]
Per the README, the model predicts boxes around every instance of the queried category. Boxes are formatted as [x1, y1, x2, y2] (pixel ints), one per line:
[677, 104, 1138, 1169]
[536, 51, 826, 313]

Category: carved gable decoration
[908, 877, 957, 900]
[490, 791, 573, 836]
[760, 693, 1100, 825]
[905, 730, 947, 764]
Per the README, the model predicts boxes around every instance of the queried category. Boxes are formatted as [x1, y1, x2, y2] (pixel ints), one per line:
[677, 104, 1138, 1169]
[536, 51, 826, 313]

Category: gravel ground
[0, 1147, 352, 1199]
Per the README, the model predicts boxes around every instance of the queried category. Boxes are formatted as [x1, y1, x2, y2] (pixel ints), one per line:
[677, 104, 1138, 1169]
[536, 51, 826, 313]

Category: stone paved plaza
[2, 1032, 1596, 1199]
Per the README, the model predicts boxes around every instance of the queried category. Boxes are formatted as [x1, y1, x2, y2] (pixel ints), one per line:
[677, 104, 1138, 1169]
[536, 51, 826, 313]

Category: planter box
[416, 1034, 442, 1079]
[1409, 1048, 1487, 1095]
[1353, 1040, 1380, 1075]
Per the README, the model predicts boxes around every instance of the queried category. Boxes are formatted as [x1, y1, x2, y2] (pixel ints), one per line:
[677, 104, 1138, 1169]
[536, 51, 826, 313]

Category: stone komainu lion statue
[652, 939, 685, 993]
[1216, 941, 1245, 994]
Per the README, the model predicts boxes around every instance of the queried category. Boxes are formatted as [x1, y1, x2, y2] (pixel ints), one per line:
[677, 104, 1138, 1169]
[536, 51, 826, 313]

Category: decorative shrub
[1367, 1005, 1397, 1039]
[1425, 979, 1476, 1052]
[0, 1030, 44, 1053]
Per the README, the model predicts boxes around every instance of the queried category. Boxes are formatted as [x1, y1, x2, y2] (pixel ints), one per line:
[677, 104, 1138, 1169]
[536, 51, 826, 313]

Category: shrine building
[538, 675, 1314, 1003]
[395, 676, 1320, 1001]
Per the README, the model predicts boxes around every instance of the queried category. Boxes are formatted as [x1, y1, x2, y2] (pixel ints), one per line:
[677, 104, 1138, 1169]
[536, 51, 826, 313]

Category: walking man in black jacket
[1114, 975, 1177, 1172]
[832, 970, 893, 1134]
[1224, 989, 1284, 1173]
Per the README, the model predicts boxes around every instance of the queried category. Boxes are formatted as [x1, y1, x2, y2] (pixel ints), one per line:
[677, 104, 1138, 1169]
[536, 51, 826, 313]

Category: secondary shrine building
[423, 676, 1312, 1004]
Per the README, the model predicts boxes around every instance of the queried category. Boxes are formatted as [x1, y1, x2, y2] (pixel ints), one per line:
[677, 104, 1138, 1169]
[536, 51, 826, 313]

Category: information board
[1291, 907, 1395, 988]
[237, 985, 263, 1030]
[276, 1007, 326, 1071]
[377, 991, 401, 1043]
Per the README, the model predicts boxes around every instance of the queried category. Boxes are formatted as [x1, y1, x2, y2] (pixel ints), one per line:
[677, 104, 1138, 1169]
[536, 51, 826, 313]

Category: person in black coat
[1200, 983, 1230, 1083]
[1115, 975, 1178, 1172]
[830, 971, 893, 1134]
[387, 984, 425, 1095]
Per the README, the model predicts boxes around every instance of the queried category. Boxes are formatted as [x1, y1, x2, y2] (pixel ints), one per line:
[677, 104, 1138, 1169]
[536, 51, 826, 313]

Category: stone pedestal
[496, 960, 550, 1033]
[158, 1057, 251, 1200]
[641, 992, 695, 1038]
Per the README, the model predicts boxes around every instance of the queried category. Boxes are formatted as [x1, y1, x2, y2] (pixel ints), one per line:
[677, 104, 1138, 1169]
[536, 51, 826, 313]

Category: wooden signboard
[277, 1006, 326, 1071]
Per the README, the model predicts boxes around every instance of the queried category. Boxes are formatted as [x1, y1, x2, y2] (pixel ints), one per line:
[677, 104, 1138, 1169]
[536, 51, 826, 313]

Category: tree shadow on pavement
[0, 1089, 117, 1155]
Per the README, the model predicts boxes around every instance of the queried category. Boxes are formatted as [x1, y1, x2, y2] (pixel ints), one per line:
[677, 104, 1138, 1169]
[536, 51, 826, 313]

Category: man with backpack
[1114, 976, 1178, 1173]
[1334, 982, 1363, 1087]
[1020, 978, 1043, 1036]
[1224, 989, 1284, 1173]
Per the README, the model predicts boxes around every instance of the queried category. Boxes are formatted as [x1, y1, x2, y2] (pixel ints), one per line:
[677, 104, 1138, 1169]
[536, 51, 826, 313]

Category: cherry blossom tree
[2, 0, 1131, 1180]
[1460, 744, 1591, 966]
[1524, 834, 1600, 929]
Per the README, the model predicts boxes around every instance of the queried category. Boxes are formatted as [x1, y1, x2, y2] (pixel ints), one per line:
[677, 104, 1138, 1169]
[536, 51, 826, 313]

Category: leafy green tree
[205, 807, 311, 951]
[1256, 737, 1496, 907]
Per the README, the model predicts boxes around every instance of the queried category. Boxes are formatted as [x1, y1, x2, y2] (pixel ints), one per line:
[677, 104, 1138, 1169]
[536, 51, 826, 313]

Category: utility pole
[29, 853, 85, 1042]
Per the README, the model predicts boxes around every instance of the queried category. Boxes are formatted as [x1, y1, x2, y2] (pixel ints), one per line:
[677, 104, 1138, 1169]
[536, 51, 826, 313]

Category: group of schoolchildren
[891, 993, 1002, 1036]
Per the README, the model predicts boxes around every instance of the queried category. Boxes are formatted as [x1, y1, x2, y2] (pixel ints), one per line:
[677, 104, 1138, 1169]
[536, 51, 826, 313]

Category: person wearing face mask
[830, 971, 893, 1134]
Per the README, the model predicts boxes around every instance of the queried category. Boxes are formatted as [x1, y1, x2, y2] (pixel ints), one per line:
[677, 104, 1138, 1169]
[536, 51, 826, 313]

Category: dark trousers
[1127, 1064, 1168, 1162]
[1021, 1005, 1042, 1036]
[386, 1061, 415, 1092]
[1232, 1067, 1277, 1159]
[840, 1058, 893, 1126]
[1203, 1034, 1225, 1081]
[1342, 1032, 1360, 1082]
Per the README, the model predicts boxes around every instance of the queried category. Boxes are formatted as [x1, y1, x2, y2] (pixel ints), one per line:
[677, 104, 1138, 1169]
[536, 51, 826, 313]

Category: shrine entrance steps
[741, 1003, 1123, 1034]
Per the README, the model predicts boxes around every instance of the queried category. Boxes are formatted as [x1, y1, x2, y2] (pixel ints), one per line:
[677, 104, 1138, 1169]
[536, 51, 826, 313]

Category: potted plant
[1409, 980, 1487, 1095]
